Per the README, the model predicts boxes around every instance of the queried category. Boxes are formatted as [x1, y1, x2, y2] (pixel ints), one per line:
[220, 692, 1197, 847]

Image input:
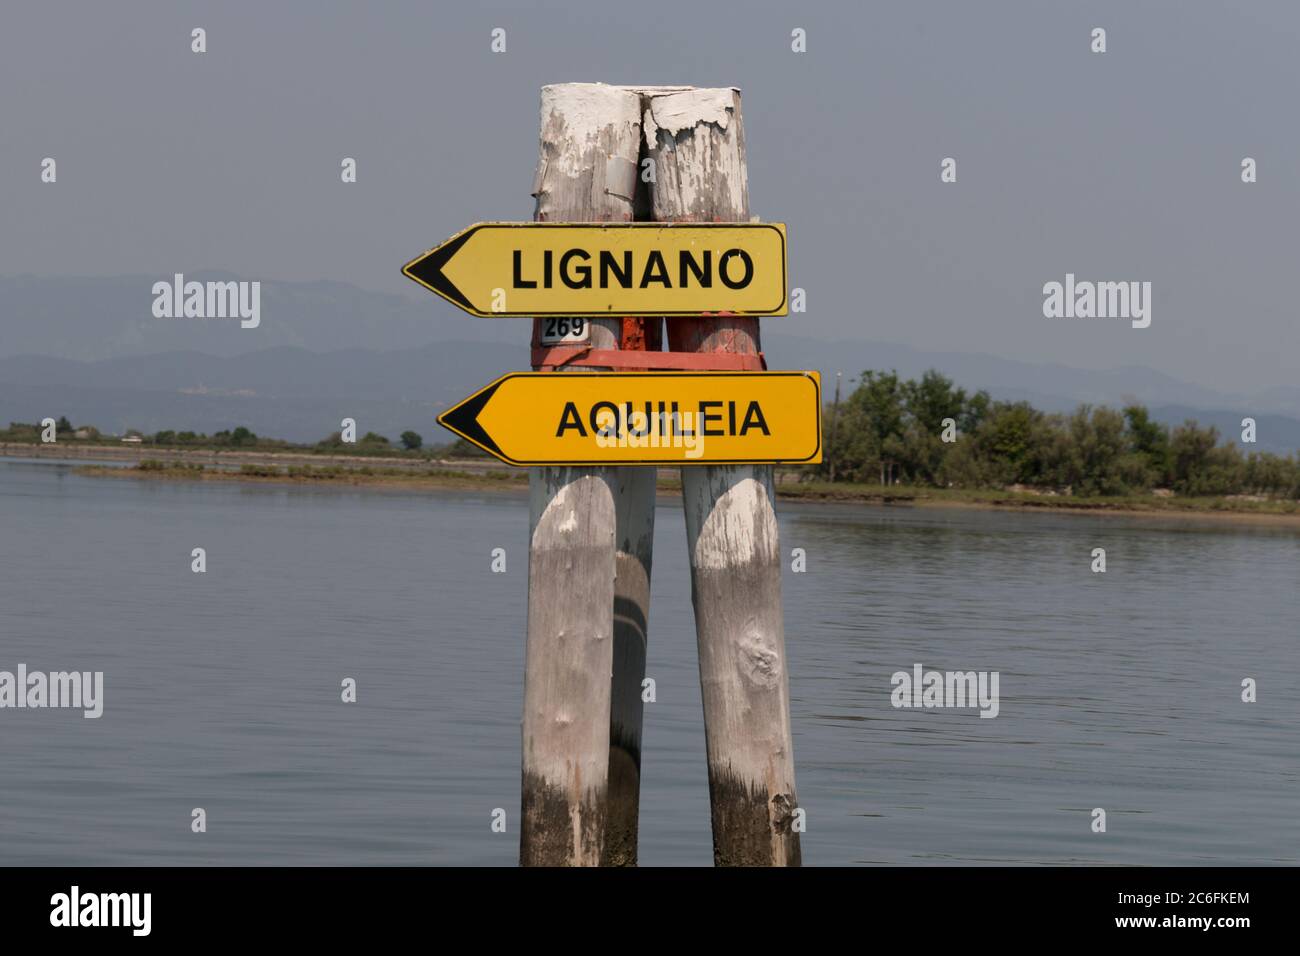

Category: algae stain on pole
[520, 83, 641, 866]
[646, 87, 802, 866]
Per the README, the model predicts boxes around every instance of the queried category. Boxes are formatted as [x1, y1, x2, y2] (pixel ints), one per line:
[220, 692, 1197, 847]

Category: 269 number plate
[538, 317, 588, 345]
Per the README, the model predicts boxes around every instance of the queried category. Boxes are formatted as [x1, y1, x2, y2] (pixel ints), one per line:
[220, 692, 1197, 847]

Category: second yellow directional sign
[438, 371, 822, 466]
[403, 222, 787, 317]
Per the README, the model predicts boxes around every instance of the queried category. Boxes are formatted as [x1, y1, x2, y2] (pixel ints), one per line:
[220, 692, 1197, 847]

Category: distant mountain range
[0, 342, 517, 444]
[2, 274, 1296, 452]
[0, 272, 519, 361]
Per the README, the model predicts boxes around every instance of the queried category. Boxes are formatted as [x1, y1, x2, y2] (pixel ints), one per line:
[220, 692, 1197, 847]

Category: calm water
[1, 457, 1296, 865]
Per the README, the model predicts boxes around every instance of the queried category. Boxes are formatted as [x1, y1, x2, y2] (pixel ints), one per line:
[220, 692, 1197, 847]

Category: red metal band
[531, 346, 766, 372]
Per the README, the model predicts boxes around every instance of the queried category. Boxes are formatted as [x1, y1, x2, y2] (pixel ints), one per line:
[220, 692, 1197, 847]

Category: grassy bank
[777, 480, 1300, 518]
[69, 459, 1300, 523]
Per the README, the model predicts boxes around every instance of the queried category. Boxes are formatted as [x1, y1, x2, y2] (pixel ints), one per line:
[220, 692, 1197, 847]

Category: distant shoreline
[8, 442, 1298, 528]
[0, 440, 492, 473]
[74, 462, 529, 495]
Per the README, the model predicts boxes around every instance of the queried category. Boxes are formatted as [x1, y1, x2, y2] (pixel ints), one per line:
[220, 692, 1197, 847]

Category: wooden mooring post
[520, 83, 642, 866]
[646, 86, 801, 866]
[519, 83, 799, 867]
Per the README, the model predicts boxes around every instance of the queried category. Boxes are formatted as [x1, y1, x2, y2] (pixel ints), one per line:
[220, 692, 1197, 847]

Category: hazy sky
[3, 1, 1298, 391]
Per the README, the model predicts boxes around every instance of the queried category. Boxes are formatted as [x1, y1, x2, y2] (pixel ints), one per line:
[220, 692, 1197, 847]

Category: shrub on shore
[822, 370, 1300, 500]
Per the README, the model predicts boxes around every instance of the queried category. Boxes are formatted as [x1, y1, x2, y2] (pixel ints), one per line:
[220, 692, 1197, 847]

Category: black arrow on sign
[402, 227, 478, 313]
[437, 375, 506, 458]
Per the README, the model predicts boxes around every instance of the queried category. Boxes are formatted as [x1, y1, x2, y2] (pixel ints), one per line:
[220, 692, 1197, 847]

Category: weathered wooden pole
[520, 83, 642, 866]
[645, 87, 802, 866]
[600, 88, 680, 867]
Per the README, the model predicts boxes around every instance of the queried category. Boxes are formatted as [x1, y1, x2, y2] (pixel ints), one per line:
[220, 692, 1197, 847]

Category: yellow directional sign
[403, 222, 787, 317]
[438, 371, 821, 466]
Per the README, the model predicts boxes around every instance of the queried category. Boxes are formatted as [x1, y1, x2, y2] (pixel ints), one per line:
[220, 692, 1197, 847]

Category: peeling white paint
[538, 83, 640, 180]
[643, 87, 737, 146]
[644, 87, 748, 220]
[690, 474, 779, 570]
[529, 473, 616, 549]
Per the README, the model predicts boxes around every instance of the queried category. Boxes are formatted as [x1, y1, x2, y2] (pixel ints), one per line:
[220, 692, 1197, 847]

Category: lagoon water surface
[1, 457, 1296, 865]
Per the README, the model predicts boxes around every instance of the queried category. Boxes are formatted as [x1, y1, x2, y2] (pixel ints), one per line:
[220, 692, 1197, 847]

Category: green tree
[1123, 404, 1170, 484]
[903, 369, 990, 436]
[961, 390, 992, 434]
[898, 370, 968, 485]
[831, 370, 905, 483]
[971, 401, 1048, 485]
[896, 423, 945, 485]
[854, 371, 905, 444]
[903, 371, 963, 433]
[1168, 422, 1242, 495]
[400, 430, 423, 451]
[935, 437, 989, 487]
[1242, 452, 1297, 496]
[1056, 406, 1130, 495]
[816, 370, 1278, 499]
